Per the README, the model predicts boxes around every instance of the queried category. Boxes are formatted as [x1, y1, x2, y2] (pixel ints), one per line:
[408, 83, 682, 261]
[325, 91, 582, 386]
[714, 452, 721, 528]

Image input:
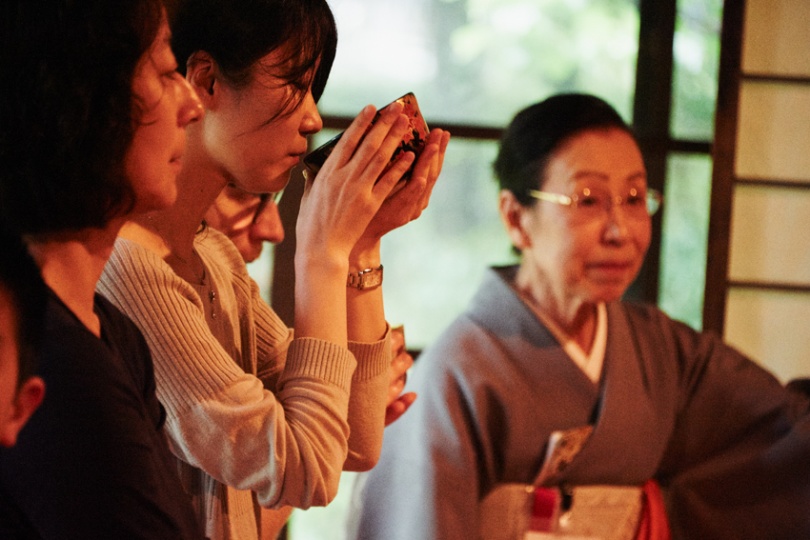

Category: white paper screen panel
[735, 83, 810, 181]
[742, 0, 810, 77]
[724, 288, 810, 382]
[728, 185, 810, 284]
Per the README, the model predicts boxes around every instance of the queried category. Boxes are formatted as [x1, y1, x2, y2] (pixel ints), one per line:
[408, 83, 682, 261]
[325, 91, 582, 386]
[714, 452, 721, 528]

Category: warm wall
[722, 0, 810, 382]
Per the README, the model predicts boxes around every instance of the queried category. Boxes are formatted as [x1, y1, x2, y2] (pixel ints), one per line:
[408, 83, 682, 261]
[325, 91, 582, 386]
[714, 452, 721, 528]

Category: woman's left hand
[355, 128, 450, 251]
[385, 392, 416, 427]
[384, 326, 417, 426]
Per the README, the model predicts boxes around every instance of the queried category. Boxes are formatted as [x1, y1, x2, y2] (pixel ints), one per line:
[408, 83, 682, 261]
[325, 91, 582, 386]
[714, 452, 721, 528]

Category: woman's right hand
[293, 102, 418, 343]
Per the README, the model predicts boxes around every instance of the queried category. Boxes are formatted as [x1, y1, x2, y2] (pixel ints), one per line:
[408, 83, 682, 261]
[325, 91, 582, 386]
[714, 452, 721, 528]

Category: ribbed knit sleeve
[245, 242, 390, 471]
[97, 234, 356, 509]
[344, 332, 391, 470]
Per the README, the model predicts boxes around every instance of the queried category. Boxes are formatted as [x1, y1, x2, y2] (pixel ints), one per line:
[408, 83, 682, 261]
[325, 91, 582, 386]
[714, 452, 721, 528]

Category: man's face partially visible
[0, 287, 21, 445]
[0, 285, 45, 448]
[205, 185, 285, 262]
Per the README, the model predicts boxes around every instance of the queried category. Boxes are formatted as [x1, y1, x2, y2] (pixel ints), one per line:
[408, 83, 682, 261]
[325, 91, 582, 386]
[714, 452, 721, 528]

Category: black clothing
[0, 292, 203, 539]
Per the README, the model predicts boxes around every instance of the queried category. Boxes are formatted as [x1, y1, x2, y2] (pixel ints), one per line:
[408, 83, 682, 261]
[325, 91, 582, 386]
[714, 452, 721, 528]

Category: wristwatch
[347, 265, 383, 290]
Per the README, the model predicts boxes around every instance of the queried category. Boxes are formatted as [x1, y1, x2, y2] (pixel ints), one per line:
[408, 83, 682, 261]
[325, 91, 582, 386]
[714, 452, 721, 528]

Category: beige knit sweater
[98, 228, 389, 540]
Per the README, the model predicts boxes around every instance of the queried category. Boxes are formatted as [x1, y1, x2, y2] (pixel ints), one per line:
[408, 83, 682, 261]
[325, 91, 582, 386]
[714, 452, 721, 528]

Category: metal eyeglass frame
[526, 187, 663, 216]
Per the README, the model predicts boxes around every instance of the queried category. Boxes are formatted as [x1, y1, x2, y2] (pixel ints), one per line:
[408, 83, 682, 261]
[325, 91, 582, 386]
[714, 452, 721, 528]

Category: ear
[0, 376, 45, 448]
[499, 190, 532, 252]
[185, 50, 218, 106]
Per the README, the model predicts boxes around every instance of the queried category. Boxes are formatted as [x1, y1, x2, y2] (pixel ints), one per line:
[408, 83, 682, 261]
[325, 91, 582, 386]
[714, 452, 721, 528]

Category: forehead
[133, 18, 172, 81]
[147, 19, 173, 62]
[245, 42, 304, 81]
[543, 128, 646, 187]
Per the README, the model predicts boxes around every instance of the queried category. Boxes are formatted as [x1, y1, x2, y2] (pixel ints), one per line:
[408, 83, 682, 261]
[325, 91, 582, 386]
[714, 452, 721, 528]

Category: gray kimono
[354, 266, 810, 540]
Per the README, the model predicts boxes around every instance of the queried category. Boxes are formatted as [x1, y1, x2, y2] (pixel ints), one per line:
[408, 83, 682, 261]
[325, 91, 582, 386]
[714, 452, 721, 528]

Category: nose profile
[178, 78, 204, 127]
[300, 91, 323, 136]
[250, 197, 285, 245]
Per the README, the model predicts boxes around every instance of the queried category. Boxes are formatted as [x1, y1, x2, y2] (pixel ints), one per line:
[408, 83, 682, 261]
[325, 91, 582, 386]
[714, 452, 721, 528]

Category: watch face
[349, 266, 383, 289]
[360, 270, 383, 289]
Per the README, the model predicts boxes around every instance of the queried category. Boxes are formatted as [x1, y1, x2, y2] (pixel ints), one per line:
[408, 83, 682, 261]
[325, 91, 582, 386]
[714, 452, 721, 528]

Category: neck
[26, 221, 124, 337]
[514, 264, 598, 352]
[126, 138, 227, 262]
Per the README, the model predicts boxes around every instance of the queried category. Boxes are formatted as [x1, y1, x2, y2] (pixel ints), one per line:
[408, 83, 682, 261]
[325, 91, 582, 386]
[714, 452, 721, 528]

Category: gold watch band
[347, 265, 384, 290]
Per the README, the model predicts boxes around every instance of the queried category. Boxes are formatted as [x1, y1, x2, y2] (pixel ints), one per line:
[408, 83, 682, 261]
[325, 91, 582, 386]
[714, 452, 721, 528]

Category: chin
[590, 285, 628, 304]
[244, 251, 262, 264]
[238, 167, 292, 194]
[238, 243, 263, 263]
[610, 288, 631, 302]
[134, 190, 178, 214]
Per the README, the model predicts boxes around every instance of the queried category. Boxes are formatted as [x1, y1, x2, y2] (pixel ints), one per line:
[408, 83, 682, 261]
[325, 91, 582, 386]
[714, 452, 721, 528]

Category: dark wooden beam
[702, 0, 746, 334]
[628, 0, 677, 304]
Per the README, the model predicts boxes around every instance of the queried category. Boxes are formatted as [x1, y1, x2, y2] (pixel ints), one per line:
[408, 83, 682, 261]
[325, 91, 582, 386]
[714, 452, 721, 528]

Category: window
[658, 0, 721, 328]
[305, 0, 641, 350]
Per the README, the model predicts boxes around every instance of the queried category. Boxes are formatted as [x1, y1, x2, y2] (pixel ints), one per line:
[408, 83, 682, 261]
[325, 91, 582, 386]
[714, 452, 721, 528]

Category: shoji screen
[709, 0, 810, 382]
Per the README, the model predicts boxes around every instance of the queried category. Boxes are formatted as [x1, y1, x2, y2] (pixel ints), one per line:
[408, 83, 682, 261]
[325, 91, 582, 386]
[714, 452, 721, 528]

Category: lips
[170, 143, 185, 163]
[590, 261, 633, 270]
[169, 153, 184, 172]
[586, 260, 637, 280]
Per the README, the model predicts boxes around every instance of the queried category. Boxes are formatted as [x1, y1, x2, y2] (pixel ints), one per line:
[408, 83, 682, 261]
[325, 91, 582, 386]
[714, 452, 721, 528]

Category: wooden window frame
[273, 0, 716, 332]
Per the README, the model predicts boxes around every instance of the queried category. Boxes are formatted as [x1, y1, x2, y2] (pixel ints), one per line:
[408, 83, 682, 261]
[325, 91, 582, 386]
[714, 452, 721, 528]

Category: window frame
[272, 0, 715, 331]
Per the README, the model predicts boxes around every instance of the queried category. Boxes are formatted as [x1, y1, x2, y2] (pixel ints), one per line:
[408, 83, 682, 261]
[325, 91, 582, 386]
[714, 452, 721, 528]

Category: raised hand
[296, 102, 419, 264]
[384, 326, 417, 426]
[356, 128, 451, 252]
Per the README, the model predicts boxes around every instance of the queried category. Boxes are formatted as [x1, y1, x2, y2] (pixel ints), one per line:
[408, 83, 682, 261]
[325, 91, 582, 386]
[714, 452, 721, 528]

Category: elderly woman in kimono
[352, 93, 810, 540]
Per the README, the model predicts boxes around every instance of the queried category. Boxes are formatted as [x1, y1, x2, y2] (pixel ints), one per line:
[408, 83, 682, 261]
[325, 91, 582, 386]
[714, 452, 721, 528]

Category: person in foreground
[0, 1, 205, 537]
[205, 185, 417, 425]
[204, 185, 416, 536]
[352, 93, 810, 540]
[0, 229, 47, 448]
[97, 1, 449, 538]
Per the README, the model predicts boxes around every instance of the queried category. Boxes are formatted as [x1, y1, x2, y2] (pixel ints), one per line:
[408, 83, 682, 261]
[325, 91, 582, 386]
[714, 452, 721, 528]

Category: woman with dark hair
[97, 0, 450, 538]
[0, 0, 204, 537]
[354, 93, 810, 540]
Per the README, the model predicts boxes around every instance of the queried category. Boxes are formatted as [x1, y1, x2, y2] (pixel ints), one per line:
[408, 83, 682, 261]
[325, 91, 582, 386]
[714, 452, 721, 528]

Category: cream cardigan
[98, 228, 389, 540]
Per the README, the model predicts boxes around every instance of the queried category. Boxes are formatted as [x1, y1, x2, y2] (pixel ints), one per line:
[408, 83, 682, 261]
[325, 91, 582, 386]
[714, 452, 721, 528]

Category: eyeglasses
[253, 191, 283, 223]
[527, 186, 662, 219]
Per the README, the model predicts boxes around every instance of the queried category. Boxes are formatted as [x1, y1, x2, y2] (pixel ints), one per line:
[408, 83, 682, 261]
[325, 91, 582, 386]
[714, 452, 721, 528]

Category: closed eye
[626, 189, 646, 206]
[575, 188, 601, 208]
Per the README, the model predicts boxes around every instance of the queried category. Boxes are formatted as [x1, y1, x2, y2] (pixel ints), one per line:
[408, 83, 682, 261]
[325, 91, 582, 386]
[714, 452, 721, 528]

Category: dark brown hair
[169, 0, 338, 119]
[0, 0, 165, 234]
[493, 93, 635, 206]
